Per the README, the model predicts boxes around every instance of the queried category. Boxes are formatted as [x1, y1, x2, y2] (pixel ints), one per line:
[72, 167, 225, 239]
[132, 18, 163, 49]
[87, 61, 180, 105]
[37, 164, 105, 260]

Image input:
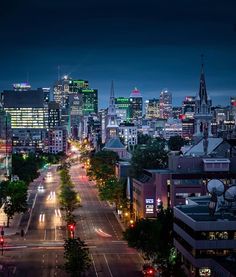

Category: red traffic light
[68, 224, 75, 231]
[0, 237, 4, 245]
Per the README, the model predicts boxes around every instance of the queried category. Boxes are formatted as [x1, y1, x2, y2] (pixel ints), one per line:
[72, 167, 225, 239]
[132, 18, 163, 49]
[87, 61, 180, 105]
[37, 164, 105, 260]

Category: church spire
[194, 57, 213, 139]
[199, 57, 208, 105]
[108, 80, 116, 115]
[106, 81, 119, 142]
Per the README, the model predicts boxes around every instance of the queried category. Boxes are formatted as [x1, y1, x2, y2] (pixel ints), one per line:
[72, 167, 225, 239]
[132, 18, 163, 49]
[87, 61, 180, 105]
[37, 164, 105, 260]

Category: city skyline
[0, 0, 236, 107]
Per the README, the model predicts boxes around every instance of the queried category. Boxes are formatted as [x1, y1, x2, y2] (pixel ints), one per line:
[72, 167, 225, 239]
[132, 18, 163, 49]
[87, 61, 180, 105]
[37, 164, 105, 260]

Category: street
[1, 161, 143, 276]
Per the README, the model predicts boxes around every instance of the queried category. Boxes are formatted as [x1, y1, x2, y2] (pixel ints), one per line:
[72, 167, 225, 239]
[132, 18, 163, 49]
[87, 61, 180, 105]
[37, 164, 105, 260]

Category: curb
[113, 211, 126, 232]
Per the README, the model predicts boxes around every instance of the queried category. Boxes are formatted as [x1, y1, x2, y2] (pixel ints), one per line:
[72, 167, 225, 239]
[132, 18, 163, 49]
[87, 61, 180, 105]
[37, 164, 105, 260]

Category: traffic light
[68, 224, 75, 231]
[0, 237, 4, 245]
[130, 219, 135, 228]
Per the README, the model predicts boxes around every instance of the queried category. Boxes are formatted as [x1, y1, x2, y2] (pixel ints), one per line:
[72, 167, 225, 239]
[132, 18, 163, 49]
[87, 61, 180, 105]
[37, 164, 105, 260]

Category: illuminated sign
[145, 199, 154, 204]
[82, 89, 95, 93]
[13, 83, 31, 90]
[146, 205, 154, 214]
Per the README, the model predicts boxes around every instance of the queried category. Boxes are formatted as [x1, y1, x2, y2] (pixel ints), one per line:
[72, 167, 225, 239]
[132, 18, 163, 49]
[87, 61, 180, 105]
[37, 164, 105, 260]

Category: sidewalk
[0, 212, 23, 236]
[113, 210, 126, 232]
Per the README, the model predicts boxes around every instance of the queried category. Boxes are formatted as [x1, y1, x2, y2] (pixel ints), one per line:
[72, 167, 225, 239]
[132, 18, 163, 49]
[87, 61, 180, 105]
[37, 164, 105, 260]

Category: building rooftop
[104, 137, 125, 149]
[176, 203, 236, 222]
[3, 89, 45, 108]
[146, 169, 171, 174]
[184, 137, 223, 156]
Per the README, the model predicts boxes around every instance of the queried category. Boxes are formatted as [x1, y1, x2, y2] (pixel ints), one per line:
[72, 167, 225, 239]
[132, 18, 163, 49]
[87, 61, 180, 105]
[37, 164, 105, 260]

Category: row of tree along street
[79, 135, 186, 276]
[0, 152, 65, 228]
[58, 163, 91, 276]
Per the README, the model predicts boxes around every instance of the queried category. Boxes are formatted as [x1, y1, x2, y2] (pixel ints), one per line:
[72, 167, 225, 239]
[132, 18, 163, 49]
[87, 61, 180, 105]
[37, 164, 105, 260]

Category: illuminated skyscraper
[182, 96, 196, 119]
[129, 87, 143, 120]
[53, 75, 71, 108]
[2, 89, 48, 152]
[145, 98, 160, 119]
[159, 89, 172, 119]
[115, 97, 132, 122]
[0, 109, 12, 180]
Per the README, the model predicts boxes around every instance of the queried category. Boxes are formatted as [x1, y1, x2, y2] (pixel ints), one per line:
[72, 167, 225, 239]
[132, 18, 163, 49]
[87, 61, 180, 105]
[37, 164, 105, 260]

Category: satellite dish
[207, 179, 225, 196]
[224, 185, 236, 202]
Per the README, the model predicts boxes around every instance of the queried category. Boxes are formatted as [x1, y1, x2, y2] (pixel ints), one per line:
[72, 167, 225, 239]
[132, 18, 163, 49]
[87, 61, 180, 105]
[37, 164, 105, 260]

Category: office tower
[194, 64, 212, 138]
[48, 101, 60, 129]
[119, 122, 137, 147]
[231, 97, 236, 123]
[129, 87, 143, 121]
[81, 88, 98, 116]
[115, 97, 132, 122]
[98, 109, 107, 144]
[179, 96, 196, 140]
[47, 127, 68, 154]
[182, 118, 194, 140]
[145, 98, 160, 119]
[163, 118, 182, 140]
[42, 87, 51, 103]
[159, 89, 172, 119]
[68, 79, 98, 115]
[0, 109, 12, 180]
[172, 106, 182, 119]
[87, 115, 101, 151]
[2, 88, 48, 152]
[105, 81, 119, 142]
[53, 75, 71, 108]
[68, 79, 89, 91]
[182, 96, 196, 119]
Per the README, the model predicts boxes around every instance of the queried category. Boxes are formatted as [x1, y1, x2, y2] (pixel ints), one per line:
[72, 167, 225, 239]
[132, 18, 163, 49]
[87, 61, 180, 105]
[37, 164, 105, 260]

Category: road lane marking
[91, 254, 99, 277]
[103, 254, 113, 277]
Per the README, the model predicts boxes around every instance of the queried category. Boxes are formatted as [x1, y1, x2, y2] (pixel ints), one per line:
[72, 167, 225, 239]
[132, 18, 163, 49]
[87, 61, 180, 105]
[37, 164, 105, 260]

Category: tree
[59, 185, 79, 215]
[168, 136, 185, 151]
[63, 237, 91, 277]
[99, 177, 125, 210]
[137, 133, 152, 145]
[88, 150, 119, 184]
[131, 139, 168, 177]
[124, 209, 173, 265]
[3, 180, 28, 227]
[12, 153, 44, 185]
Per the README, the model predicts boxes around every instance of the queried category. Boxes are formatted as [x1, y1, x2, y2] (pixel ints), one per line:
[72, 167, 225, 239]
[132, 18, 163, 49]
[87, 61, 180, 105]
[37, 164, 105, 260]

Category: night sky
[0, 0, 236, 108]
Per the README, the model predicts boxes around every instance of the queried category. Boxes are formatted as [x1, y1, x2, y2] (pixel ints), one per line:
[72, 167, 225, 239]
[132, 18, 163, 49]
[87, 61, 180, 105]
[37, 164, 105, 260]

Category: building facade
[129, 87, 143, 121]
[159, 89, 172, 119]
[2, 89, 48, 152]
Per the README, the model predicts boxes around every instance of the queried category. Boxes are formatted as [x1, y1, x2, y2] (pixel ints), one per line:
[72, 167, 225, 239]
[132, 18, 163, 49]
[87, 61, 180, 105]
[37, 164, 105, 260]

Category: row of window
[174, 217, 236, 240]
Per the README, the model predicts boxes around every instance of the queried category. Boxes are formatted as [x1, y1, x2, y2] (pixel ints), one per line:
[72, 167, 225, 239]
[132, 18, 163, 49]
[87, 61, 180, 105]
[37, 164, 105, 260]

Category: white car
[38, 185, 44, 192]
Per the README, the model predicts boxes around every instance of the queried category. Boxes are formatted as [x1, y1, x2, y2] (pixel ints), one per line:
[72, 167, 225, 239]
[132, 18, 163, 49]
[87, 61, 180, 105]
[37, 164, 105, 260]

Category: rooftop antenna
[207, 180, 236, 217]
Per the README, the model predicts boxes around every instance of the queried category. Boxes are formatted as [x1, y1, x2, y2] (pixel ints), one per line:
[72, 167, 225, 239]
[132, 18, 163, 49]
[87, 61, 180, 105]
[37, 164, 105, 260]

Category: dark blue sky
[0, 0, 236, 107]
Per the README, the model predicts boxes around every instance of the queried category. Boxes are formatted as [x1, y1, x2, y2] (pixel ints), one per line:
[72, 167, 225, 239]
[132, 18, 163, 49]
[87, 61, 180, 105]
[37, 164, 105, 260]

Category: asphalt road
[1, 160, 143, 277]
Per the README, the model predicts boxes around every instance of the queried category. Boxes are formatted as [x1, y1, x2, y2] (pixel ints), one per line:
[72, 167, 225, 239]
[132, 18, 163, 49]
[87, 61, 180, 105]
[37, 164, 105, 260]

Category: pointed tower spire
[106, 81, 119, 142]
[194, 56, 213, 139]
[108, 80, 116, 115]
[199, 56, 208, 104]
